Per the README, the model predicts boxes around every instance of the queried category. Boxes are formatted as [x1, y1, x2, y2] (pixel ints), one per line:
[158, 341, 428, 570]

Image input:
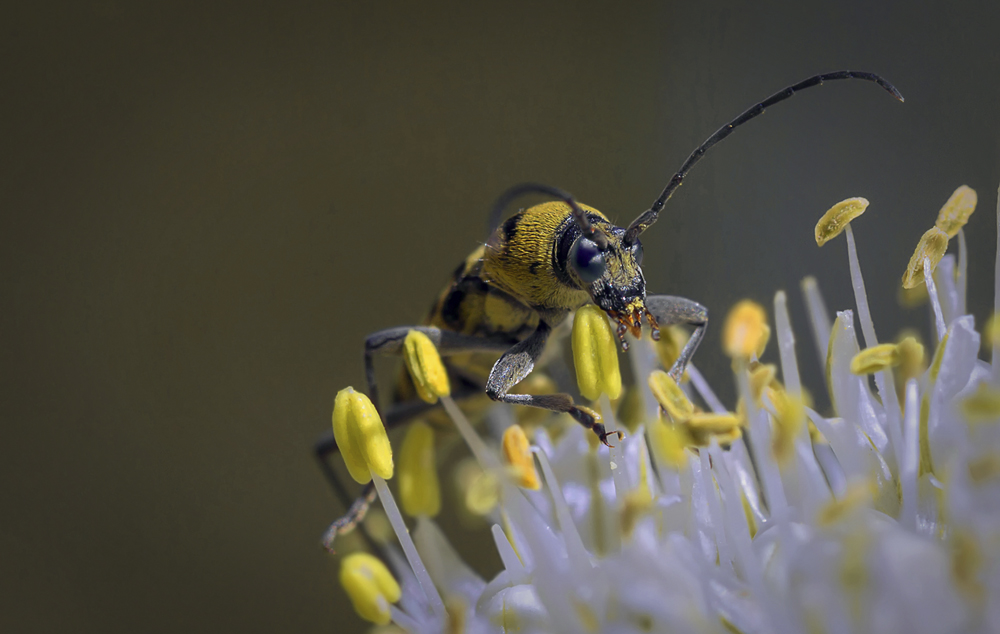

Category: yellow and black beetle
[317, 70, 903, 544]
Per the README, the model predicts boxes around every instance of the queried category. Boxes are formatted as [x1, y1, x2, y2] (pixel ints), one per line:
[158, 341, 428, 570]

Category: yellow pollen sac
[815, 197, 870, 246]
[849, 343, 901, 375]
[655, 326, 690, 381]
[465, 469, 500, 516]
[332, 387, 394, 484]
[902, 226, 950, 289]
[967, 453, 1000, 484]
[722, 300, 769, 360]
[935, 184, 977, 238]
[572, 304, 622, 401]
[647, 419, 691, 469]
[959, 382, 1000, 424]
[816, 483, 871, 526]
[684, 411, 742, 434]
[895, 336, 925, 382]
[403, 330, 451, 403]
[985, 313, 1000, 349]
[398, 421, 440, 517]
[768, 388, 805, 465]
[648, 370, 694, 423]
[501, 425, 541, 490]
[898, 283, 930, 308]
[340, 552, 402, 625]
[749, 362, 778, 404]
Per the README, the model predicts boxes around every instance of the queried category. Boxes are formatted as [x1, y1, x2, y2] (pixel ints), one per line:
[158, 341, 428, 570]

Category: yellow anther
[465, 468, 499, 516]
[849, 343, 901, 375]
[902, 226, 949, 289]
[935, 185, 977, 237]
[332, 387, 394, 484]
[501, 425, 541, 490]
[655, 325, 690, 381]
[816, 483, 870, 526]
[572, 304, 622, 400]
[403, 330, 450, 403]
[339, 552, 402, 625]
[620, 487, 654, 538]
[749, 362, 778, 404]
[985, 313, 1000, 349]
[895, 336, 925, 382]
[722, 300, 769, 360]
[615, 386, 645, 434]
[769, 387, 805, 464]
[898, 283, 929, 308]
[951, 530, 985, 604]
[647, 370, 694, 423]
[684, 411, 742, 434]
[398, 421, 440, 517]
[815, 197, 869, 246]
[967, 453, 1000, 484]
[960, 382, 1000, 424]
[647, 419, 691, 469]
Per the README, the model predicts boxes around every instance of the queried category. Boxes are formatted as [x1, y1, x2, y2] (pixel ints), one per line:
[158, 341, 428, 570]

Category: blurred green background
[3, 1, 999, 632]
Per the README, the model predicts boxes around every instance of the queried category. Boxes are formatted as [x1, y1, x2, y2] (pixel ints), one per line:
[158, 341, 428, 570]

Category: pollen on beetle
[849, 343, 901, 375]
[340, 552, 402, 625]
[572, 304, 622, 401]
[935, 185, 977, 237]
[722, 300, 769, 359]
[403, 330, 451, 403]
[902, 226, 950, 289]
[332, 387, 394, 484]
[815, 197, 869, 246]
[647, 370, 694, 423]
[501, 424, 541, 490]
[398, 421, 440, 517]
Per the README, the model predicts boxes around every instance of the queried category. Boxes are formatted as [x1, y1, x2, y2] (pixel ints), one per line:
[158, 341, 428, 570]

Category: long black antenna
[488, 182, 609, 250]
[623, 70, 904, 245]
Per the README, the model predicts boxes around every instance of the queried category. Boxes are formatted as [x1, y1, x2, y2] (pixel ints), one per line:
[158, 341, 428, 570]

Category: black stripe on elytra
[440, 276, 490, 328]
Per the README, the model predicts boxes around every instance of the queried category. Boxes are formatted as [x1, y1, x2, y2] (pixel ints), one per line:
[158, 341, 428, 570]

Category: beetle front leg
[485, 322, 622, 447]
[645, 295, 709, 382]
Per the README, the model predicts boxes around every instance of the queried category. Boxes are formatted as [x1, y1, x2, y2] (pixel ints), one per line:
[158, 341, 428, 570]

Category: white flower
[335, 185, 1000, 634]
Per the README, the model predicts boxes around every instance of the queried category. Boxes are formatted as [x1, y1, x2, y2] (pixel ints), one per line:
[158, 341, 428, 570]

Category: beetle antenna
[489, 182, 609, 250]
[623, 70, 904, 245]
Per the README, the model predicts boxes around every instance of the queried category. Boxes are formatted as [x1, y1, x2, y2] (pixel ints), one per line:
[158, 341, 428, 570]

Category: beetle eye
[633, 240, 643, 266]
[570, 237, 606, 284]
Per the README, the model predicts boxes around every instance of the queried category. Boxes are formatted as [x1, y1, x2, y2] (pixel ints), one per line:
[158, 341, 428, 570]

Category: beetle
[317, 70, 903, 545]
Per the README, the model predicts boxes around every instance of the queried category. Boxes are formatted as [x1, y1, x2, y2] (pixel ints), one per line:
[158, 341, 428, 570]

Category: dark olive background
[3, 1, 999, 632]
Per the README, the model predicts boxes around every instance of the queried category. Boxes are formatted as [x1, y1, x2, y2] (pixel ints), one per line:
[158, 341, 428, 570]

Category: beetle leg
[645, 295, 709, 382]
[485, 322, 621, 447]
[317, 326, 512, 550]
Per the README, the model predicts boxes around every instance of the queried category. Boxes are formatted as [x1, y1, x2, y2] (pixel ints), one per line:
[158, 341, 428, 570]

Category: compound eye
[632, 240, 643, 266]
[570, 237, 606, 284]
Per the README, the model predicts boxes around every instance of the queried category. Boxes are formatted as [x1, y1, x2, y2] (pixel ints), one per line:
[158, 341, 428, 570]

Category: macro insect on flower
[316, 71, 904, 548]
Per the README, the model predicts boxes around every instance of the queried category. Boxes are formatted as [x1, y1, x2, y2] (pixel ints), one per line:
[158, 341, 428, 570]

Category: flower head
[327, 184, 1000, 634]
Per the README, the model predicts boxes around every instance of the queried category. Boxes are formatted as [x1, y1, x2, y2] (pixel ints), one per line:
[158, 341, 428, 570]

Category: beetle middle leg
[485, 321, 622, 446]
[645, 295, 709, 381]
